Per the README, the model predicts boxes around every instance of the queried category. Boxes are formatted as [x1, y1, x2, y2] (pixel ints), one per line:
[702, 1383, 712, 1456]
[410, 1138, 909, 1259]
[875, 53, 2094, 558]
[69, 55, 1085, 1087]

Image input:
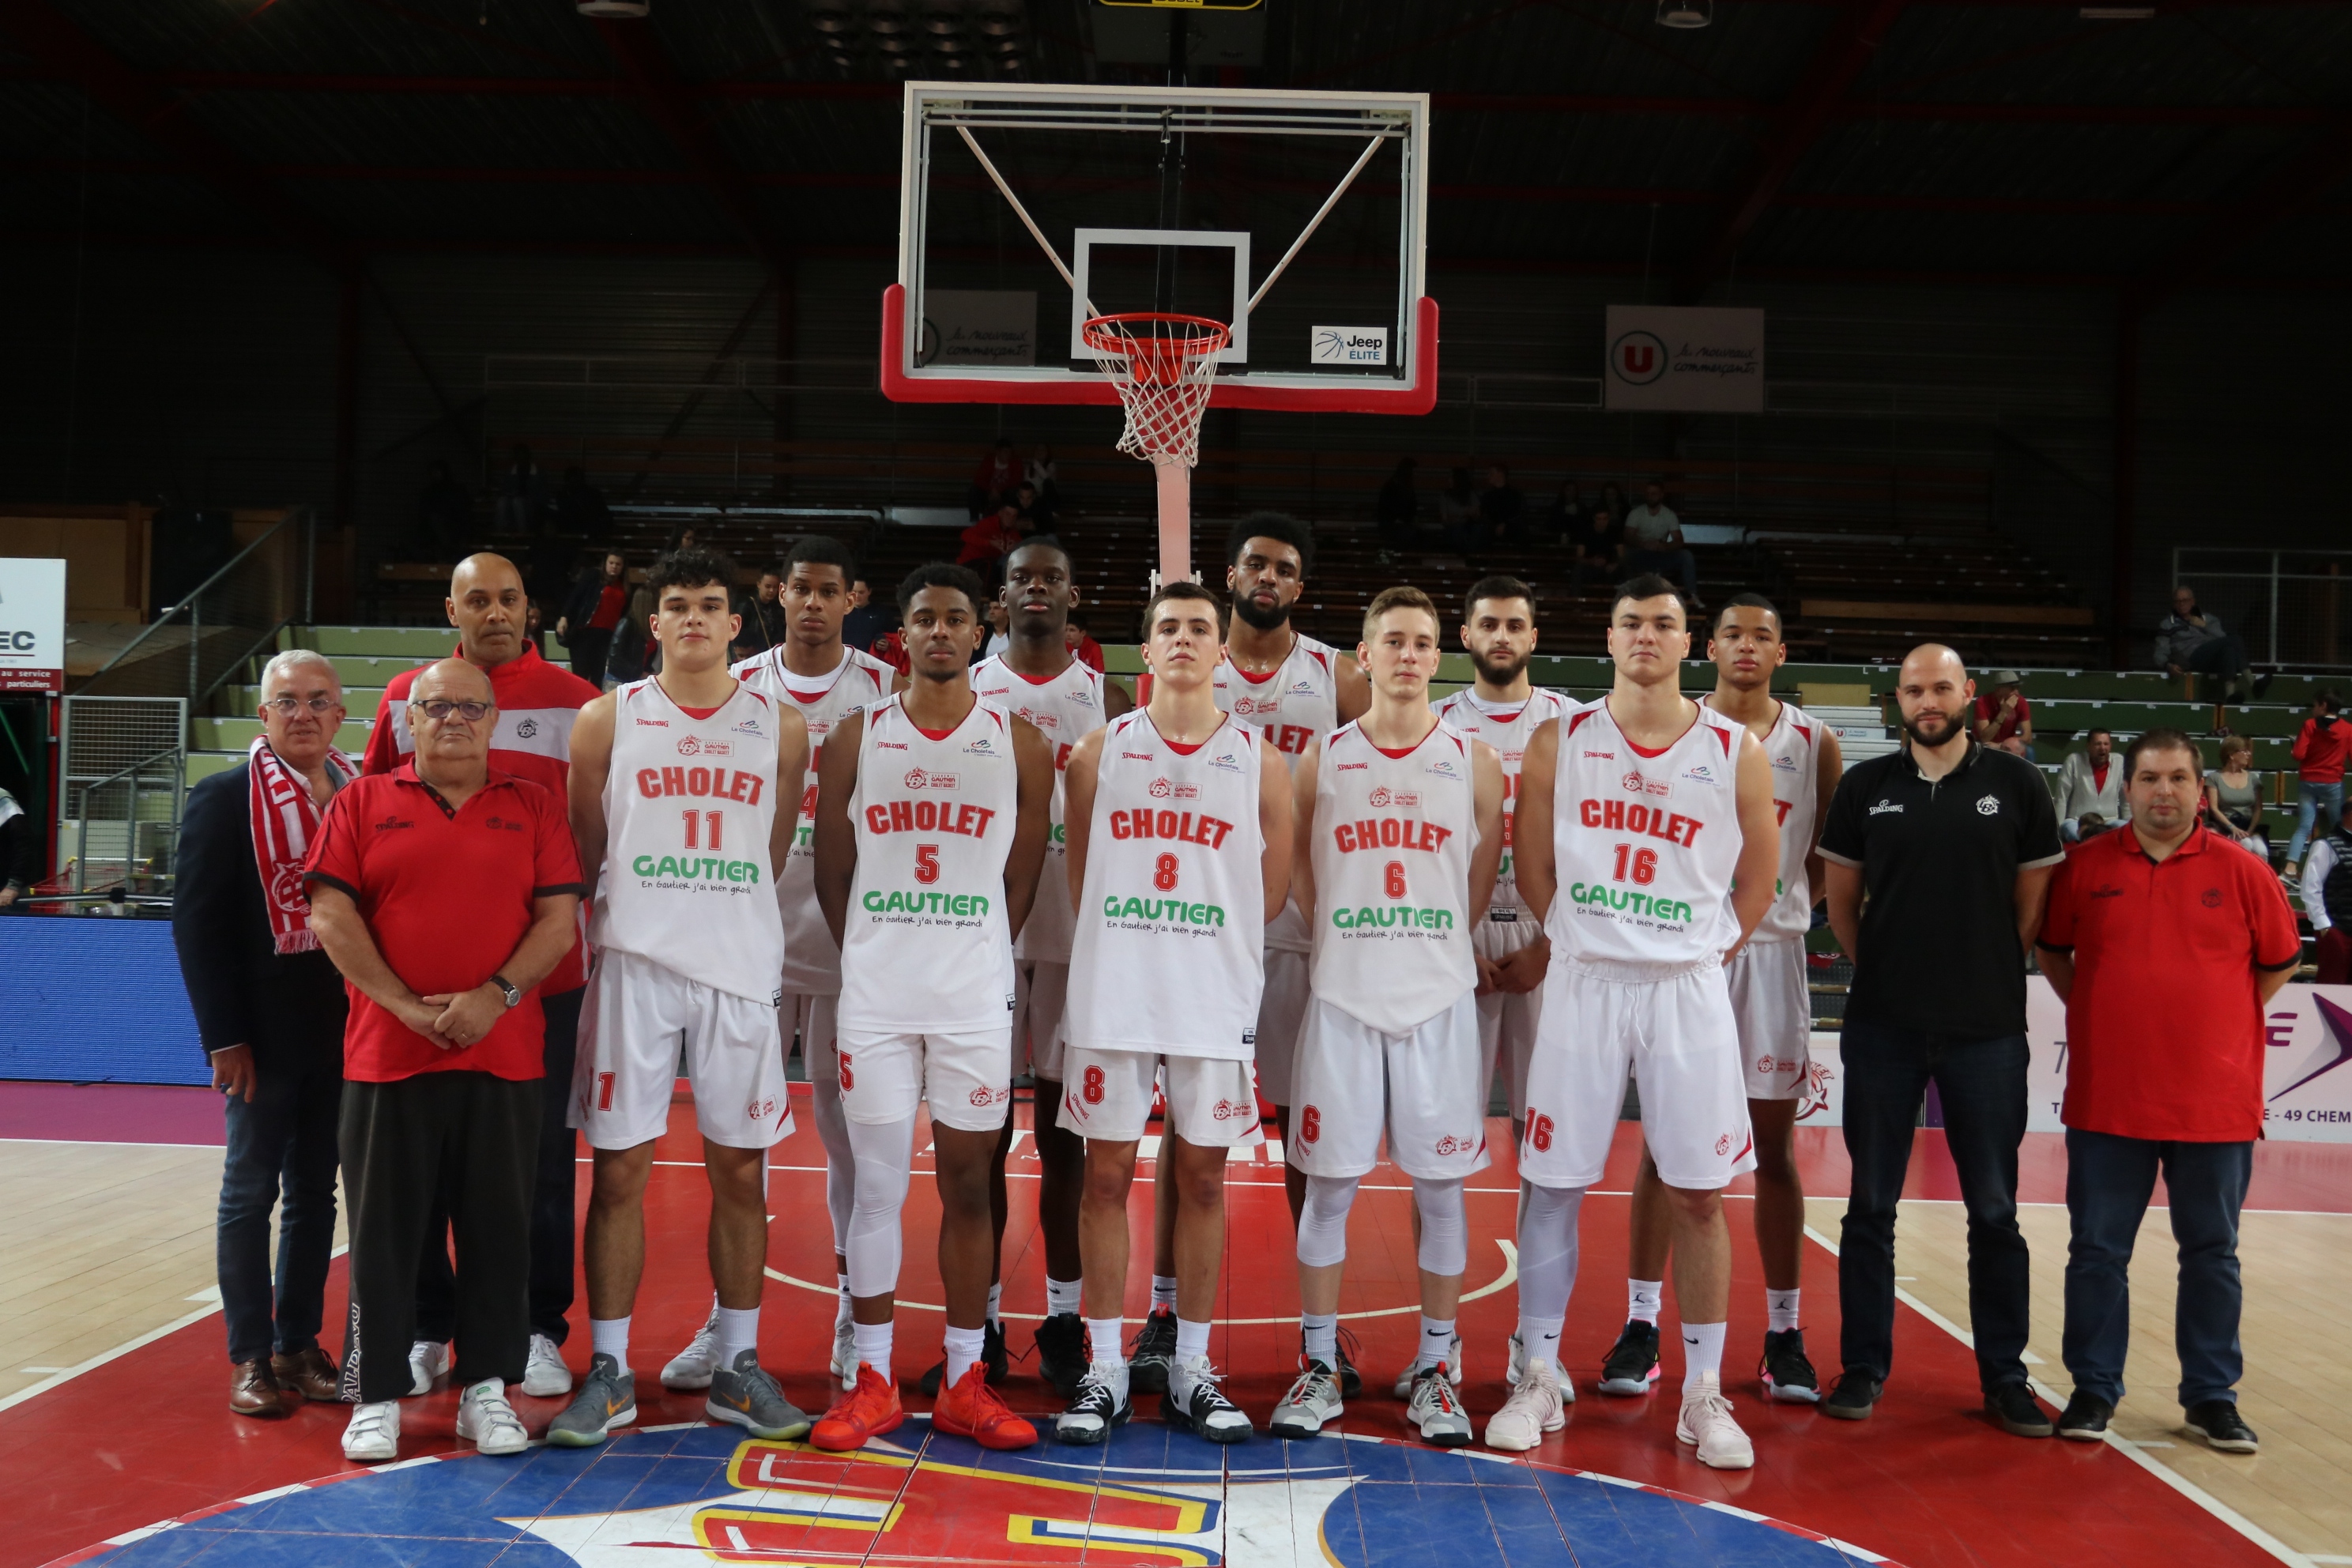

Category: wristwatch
[489, 974, 522, 1008]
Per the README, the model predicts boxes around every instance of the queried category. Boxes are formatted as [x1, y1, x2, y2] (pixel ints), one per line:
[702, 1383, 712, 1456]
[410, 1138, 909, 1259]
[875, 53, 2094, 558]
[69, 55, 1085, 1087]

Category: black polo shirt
[1818, 739, 2064, 1039]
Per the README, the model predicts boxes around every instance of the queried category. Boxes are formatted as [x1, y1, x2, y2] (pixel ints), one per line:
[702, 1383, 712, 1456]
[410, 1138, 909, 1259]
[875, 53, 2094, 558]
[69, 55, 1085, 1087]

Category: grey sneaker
[1405, 1363, 1472, 1448]
[661, 1306, 722, 1390]
[546, 1352, 637, 1448]
[707, 1348, 811, 1439]
[1393, 1336, 1462, 1398]
[1270, 1359, 1344, 1440]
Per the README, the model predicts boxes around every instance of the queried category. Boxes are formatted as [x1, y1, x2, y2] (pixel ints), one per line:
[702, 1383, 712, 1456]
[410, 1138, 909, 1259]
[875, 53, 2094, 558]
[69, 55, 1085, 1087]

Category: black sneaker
[2184, 1399, 2259, 1453]
[1334, 1329, 1363, 1400]
[2057, 1390, 2112, 1442]
[1129, 1309, 1178, 1396]
[1597, 1321, 1661, 1396]
[1984, 1379, 2052, 1438]
[1054, 1363, 1131, 1446]
[917, 1319, 1009, 1396]
[1759, 1328, 1820, 1404]
[1821, 1370, 1882, 1421]
[1035, 1313, 1087, 1400]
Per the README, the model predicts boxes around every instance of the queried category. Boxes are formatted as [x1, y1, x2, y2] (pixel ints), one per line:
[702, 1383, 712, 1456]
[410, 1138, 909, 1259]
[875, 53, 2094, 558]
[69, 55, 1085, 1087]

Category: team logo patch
[1232, 695, 1258, 716]
[1716, 1133, 1733, 1156]
[1977, 794, 2001, 816]
[678, 736, 702, 756]
[1150, 778, 1172, 798]
[906, 767, 929, 789]
[2201, 888, 2223, 908]
[1434, 1133, 1466, 1155]
[1212, 1099, 1247, 1121]
[513, 716, 539, 739]
[1369, 786, 1390, 806]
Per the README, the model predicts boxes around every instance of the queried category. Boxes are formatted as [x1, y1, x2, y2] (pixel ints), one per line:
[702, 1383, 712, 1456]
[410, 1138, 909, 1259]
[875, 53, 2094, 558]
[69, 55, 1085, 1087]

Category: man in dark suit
[172, 650, 360, 1417]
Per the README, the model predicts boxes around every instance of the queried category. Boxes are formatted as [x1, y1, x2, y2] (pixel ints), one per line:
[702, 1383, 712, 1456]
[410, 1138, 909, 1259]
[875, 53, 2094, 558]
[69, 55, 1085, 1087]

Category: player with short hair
[554, 548, 813, 1449]
[1497, 575, 1781, 1468]
[1606, 593, 1842, 1406]
[1051, 582, 1293, 1445]
[1270, 586, 1506, 1449]
[808, 562, 1054, 1453]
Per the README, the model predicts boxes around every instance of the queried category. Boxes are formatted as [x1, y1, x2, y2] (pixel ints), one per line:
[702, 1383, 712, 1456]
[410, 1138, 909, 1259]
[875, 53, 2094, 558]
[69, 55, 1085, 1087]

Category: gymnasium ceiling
[2, 0, 2346, 302]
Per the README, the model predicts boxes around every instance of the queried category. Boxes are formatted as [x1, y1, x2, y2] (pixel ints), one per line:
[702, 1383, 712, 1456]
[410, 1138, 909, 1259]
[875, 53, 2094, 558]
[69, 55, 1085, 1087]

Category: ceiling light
[1655, 0, 1710, 26]
[578, 0, 649, 14]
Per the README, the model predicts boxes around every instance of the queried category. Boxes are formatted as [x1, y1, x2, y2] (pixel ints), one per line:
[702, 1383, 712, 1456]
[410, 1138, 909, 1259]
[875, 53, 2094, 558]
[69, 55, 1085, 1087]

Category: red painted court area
[0, 1082, 2320, 1568]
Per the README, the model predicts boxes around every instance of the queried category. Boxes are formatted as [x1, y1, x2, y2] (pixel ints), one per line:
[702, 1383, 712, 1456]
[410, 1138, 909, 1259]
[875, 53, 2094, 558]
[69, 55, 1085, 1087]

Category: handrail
[87, 508, 309, 683]
[71, 745, 185, 806]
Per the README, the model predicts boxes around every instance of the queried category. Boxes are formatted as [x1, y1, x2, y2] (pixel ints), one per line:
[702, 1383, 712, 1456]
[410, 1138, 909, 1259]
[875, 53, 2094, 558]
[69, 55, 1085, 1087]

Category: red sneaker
[933, 1361, 1038, 1449]
[809, 1363, 903, 1452]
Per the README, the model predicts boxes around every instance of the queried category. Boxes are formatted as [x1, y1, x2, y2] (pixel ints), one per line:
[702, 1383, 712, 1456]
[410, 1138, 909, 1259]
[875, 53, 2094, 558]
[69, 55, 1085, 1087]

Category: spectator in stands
[1973, 670, 2035, 757]
[842, 575, 892, 657]
[2055, 727, 2124, 841]
[1479, 464, 1527, 545]
[493, 445, 549, 538]
[1544, 477, 1585, 542]
[1626, 480, 1702, 610]
[1439, 466, 1479, 552]
[1598, 482, 1631, 534]
[2303, 798, 2352, 983]
[2155, 586, 2260, 704]
[557, 551, 629, 690]
[971, 437, 1020, 518]
[1576, 507, 1626, 582]
[981, 599, 1012, 662]
[416, 462, 472, 561]
[733, 568, 786, 662]
[1065, 613, 1106, 673]
[1377, 458, 1419, 548]
[958, 501, 1026, 582]
[2284, 691, 2348, 880]
[1025, 446, 1061, 510]
[523, 601, 549, 658]
[553, 467, 611, 537]
[608, 574, 658, 685]
[1014, 480, 1055, 533]
[0, 784, 34, 910]
[663, 522, 699, 555]
[2206, 735, 2269, 861]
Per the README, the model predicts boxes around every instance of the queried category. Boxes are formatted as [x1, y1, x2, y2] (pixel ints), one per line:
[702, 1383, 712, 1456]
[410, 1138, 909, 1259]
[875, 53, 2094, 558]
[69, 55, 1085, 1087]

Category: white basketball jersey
[1309, 720, 1479, 1035]
[1213, 631, 1340, 953]
[591, 678, 786, 1004]
[732, 643, 895, 996]
[971, 654, 1107, 966]
[1066, 710, 1266, 1060]
[1548, 699, 1745, 967]
[1433, 687, 1578, 918]
[837, 693, 1020, 1035]
[1703, 697, 1822, 943]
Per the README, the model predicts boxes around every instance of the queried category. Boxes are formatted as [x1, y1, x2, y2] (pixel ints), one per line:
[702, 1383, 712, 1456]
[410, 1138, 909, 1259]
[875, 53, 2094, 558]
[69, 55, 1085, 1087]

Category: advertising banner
[1603, 305, 1765, 413]
[0, 557, 66, 694]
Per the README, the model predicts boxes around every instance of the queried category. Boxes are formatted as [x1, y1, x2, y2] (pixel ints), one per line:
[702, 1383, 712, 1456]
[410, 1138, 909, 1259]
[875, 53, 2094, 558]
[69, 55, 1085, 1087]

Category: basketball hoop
[1083, 312, 1230, 586]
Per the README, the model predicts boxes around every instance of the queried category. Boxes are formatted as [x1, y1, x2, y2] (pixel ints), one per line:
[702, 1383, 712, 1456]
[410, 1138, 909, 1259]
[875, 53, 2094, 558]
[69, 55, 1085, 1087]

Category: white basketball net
[1084, 314, 1230, 469]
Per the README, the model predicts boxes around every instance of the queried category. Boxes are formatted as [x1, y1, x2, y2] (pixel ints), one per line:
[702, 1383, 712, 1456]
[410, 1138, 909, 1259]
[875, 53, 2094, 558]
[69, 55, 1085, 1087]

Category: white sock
[1086, 1316, 1125, 1366]
[590, 1317, 630, 1363]
[714, 1306, 760, 1367]
[1766, 1288, 1800, 1333]
[1302, 1311, 1338, 1366]
[1414, 1314, 1456, 1374]
[852, 1319, 892, 1383]
[835, 1274, 853, 1329]
[1046, 1276, 1084, 1317]
[986, 1283, 1003, 1329]
[1151, 1275, 1178, 1312]
[1682, 1321, 1728, 1391]
[1175, 1317, 1210, 1367]
[1628, 1279, 1664, 1327]
[1517, 1314, 1565, 1370]
[943, 1323, 986, 1386]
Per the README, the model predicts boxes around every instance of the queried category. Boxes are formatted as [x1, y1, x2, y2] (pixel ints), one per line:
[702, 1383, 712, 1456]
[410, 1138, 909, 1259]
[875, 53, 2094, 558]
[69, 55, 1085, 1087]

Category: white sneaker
[522, 1333, 574, 1398]
[1404, 1363, 1472, 1447]
[342, 1400, 400, 1463]
[661, 1306, 722, 1390]
[1676, 1372, 1755, 1470]
[1485, 1359, 1566, 1452]
[830, 1318, 858, 1393]
[1269, 1359, 1345, 1439]
[407, 1340, 450, 1396]
[455, 1377, 530, 1457]
[1392, 1336, 1464, 1398]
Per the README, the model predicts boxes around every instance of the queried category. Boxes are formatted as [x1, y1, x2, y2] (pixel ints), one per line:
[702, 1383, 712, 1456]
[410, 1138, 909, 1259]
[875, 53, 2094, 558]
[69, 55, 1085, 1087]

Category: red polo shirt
[2037, 824, 2301, 1142]
[305, 763, 585, 1084]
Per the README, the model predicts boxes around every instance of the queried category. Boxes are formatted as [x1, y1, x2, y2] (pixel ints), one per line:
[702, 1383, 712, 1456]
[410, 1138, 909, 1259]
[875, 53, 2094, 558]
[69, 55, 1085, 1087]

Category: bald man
[363, 553, 604, 1401]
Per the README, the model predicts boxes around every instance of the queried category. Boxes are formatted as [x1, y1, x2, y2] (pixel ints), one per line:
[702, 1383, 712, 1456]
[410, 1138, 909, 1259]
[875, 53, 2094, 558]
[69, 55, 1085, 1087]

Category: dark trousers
[418, 986, 581, 1345]
[1626, 545, 1699, 601]
[2318, 927, 2352, 985]
[2062, 1128, 2252, 1409]
[567, 629, 612, 690]
[339, 1069, 539, 1404]
[1838, 1021, 2033, 1391]
[2183, 633, 2248, 681]
[217, 1055, 344, 1364]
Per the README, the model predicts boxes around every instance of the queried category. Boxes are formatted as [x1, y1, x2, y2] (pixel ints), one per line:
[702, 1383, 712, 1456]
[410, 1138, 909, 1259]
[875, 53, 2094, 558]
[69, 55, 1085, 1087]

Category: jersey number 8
[1153, 852, 1179, 891]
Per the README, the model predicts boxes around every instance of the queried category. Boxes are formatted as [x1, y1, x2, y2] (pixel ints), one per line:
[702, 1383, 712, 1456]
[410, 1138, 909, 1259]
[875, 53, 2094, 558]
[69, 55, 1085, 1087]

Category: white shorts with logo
[1473, 913, 1546, 1125]
[1013, 959, 1069, 1085]
[1253, 948, 1311, 1106]
[571, 948, 793, 1152]
[1727, 938, 1811, 1101]
[1056, 1047, 1261, 1147]
[1521, 956, 1754, 1193]
[838, 1026, 1014, 1133]
[786, 991, 846, 1120]
[1288, 992, 1490, 1182]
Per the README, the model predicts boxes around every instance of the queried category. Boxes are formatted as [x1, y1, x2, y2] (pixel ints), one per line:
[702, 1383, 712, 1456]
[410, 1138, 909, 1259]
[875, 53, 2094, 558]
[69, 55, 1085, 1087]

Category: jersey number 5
[914, 843, 941, 884]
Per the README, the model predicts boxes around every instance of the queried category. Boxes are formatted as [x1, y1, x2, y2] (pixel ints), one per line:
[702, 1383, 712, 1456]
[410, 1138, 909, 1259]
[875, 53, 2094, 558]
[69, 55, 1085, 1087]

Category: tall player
[1497, 575, 1781, 1468]
[1607, 594, 1841, 1404]
[809, 563, 1054, 1453]
[1271, 586, 1505, 1449]
[554, 548, 812, 1448]
[1051, 582, 1292, 1445]
[955, 537, 1130, 1400]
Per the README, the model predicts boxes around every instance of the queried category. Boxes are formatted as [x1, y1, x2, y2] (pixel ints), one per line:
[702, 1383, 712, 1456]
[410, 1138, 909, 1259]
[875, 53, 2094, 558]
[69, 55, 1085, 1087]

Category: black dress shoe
[1984, 1379, 2053, 1437]
[2056, 1390, 2112, 1441]
[2184, 1399, 2259, 1453]
[1821, 1370, 1882, 1420]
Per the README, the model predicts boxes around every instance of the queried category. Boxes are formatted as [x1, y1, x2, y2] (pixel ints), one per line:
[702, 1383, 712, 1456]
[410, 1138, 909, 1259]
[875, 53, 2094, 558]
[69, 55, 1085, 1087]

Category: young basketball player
[1051, 582, 1293, 1446]
[946, 538, 1131, 1400]
[1495, 575, 1781, 1468]
[1607, 594, 1841, 1405]
[808, 563, 1054, 1453]
[673, 535, 899, 1399]
[1270, 586, 1506, 1449]
[1432, 576, 1577, 1387]
[553, 548, 813, 1448]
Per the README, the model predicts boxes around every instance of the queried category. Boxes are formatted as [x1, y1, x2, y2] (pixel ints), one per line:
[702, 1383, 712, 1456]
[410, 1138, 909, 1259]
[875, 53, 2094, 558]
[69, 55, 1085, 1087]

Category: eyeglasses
[411, 699, 492, 722]
[262, 695, 341, 715]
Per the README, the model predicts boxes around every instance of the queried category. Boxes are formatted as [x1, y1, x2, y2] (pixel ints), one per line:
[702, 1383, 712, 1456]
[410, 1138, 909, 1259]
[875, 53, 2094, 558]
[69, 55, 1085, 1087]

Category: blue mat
[0, 918, 207, 1084]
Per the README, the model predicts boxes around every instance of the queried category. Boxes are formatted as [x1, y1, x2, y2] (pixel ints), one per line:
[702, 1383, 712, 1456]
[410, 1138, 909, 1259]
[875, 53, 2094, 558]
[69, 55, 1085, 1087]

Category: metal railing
[79, 507, 315, 707]
[56, 695, 187, 895]
[2169, 548, 2352, 671]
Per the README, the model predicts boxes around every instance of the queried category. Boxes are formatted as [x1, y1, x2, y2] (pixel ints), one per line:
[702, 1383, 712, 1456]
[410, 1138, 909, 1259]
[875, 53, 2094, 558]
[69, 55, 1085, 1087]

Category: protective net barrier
[1083, 313, 1231, 469]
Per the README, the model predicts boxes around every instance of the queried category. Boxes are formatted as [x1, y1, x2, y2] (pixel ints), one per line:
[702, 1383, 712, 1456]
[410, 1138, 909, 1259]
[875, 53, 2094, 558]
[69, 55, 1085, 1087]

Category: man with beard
[1815, 644, 2063, 1434]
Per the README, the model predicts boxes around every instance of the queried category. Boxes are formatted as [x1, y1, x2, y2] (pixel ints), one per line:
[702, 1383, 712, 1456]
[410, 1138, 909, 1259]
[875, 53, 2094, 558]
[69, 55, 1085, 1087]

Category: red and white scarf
[248, 737, 360, 954]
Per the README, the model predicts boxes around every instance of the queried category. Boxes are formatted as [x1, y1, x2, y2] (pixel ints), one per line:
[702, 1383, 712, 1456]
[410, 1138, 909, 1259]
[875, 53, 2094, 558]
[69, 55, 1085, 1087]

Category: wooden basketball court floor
[2, 1080, 2347, 1568]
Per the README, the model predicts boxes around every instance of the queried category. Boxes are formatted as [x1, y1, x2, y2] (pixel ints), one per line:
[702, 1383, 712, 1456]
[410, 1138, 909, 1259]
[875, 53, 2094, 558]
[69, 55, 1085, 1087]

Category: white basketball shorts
[571, 947, 793, 1152]
[837, 1026, 1014, 1133]
[1056, 1046, 1261, 1147]
[1472, 913, 1547, 1125]
[1253, 948, 1311, 1106]
[1013, 959, 1069, 1085]
[1520, 956, 1754, 1193]
[1288, 992, 1490, 1182]
[1727, 938, 1811, 1101]
[786, 990, 845, 1123]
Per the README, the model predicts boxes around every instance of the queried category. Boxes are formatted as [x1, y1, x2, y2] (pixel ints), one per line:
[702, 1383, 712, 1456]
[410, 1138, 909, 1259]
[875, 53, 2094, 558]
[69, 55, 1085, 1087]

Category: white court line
[1800, 1222, 2320, 1568]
